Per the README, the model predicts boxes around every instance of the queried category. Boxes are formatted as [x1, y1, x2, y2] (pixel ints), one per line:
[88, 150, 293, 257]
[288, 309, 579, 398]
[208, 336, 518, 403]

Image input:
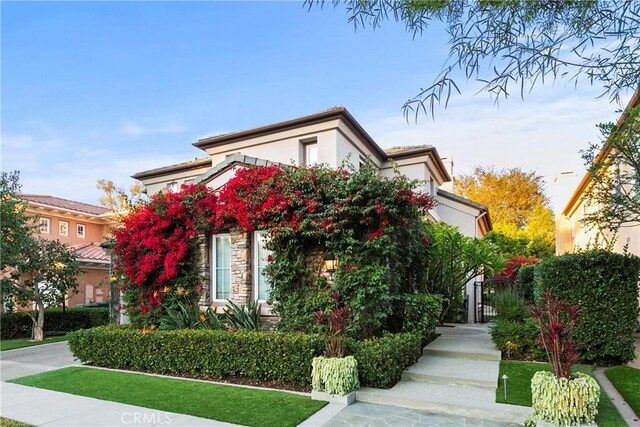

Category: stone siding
[230, 231, 252, 304]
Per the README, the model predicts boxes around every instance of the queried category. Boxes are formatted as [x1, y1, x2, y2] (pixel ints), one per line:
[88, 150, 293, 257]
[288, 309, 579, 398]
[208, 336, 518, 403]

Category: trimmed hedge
[347, 332, 421, 388]
[517, 264, 535, 302]
[1, 308, 110, 339]
[535, 250, 640, 365]
[69, 326, 421, 389]
[491, 318, 545, 360]
[402, 294, 442, 346]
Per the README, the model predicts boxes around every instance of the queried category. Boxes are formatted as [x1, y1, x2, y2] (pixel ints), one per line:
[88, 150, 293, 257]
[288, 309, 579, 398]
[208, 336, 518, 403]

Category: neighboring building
[132, 107, 492, 323]
[556, 88, 640, 255]
[19, 194, 114, 307]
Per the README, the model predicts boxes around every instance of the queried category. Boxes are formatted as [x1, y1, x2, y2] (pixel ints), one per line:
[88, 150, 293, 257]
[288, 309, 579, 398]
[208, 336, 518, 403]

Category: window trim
[211, 233, 231, 302]
[40, 217, 51, 234]
[300, 138, 318, 167]
[59, 221, 69, 236]
[252, 231, 272, 303]
[77, 223, 86, 239]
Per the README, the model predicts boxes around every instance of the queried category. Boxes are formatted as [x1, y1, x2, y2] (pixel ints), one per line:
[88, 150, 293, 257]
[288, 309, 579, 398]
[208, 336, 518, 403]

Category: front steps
[355, 324, 531, 425]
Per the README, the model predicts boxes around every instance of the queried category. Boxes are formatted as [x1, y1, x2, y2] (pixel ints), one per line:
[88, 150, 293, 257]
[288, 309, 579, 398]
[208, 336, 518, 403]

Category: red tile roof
[72, 243, 110, 263]
[19, 194, 108, 216]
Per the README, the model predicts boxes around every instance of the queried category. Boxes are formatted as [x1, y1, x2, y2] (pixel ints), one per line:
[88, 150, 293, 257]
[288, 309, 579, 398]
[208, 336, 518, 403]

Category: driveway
[1, 341, 79, 381]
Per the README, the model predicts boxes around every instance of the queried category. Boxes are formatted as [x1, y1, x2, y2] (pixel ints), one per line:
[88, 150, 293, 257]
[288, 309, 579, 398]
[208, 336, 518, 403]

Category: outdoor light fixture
[323, 252, 338, 279]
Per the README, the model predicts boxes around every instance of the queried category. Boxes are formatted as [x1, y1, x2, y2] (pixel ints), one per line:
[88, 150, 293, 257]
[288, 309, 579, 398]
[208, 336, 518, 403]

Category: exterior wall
[230, 231, 252, 305]
[435, 197, 484, 239]
[28, 211, 109, 245]
[204, 126, 340, 168]
[556, 197, 640, 255]
[67, 267, 109, 307]
[142, 165, 212, 196]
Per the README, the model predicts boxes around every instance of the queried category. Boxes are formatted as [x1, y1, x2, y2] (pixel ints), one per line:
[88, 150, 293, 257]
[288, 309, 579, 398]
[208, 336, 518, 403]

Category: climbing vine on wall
[113, 163, 435, 333]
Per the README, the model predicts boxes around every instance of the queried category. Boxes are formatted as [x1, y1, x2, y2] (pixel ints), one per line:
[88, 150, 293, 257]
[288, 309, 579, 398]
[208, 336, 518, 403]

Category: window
[77, 224, 86, 239]
[39, 218, 50, 234]
[59, 221, 69, 236]
[304, 142, 318, 167]
[165, 181, 178, 192]
[254, 231, 272, 301]
[358, 155, 367, 170]
[211, 234, 231, 300]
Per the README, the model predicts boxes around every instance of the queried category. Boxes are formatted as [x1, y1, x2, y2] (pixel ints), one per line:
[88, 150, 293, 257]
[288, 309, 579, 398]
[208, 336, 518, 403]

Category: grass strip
[496, 360, 626, 427]
[10, 366, 325, 427]
[1, 335, 70, 351]
[605, 366, 640, 417]
[0, 418, 32, 427]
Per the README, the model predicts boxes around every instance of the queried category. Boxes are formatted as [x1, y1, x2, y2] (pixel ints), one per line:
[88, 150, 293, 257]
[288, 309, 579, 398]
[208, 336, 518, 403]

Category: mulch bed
[85, 363, 310, 393]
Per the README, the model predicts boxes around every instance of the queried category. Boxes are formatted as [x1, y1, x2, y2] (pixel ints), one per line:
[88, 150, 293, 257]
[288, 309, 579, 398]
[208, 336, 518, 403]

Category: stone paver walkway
[354, 324, 530, 424]
[324, 402, 516, 427]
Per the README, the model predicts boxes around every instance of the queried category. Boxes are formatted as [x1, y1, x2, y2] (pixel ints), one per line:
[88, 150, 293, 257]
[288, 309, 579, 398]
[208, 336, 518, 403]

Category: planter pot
[311, 356, 359, 401]
[530, 371, 600, 426]
[311, 389, 356, 405]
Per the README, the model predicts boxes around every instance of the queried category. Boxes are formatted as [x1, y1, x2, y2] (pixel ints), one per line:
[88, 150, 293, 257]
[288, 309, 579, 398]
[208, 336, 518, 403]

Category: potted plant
[311, 291, 359, 404]
[527, 292, 600, 426]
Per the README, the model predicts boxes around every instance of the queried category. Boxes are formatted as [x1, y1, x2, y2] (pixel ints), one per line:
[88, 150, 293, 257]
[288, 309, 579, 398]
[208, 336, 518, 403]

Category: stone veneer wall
[230, 231, 252, 304]
[197, 233, 211, 309]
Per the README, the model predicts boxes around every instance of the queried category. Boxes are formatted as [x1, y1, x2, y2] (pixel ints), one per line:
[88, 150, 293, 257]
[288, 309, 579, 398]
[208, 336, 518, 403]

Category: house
[18, 194, 114, 307]
[132, 107, 491, 323]
[556, 87, 640, 255]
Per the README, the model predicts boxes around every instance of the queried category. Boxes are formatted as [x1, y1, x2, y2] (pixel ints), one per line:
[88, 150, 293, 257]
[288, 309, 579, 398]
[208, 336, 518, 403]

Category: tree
[424, 221, 504, 322]
[0, 171, 37, 311]
[309, 1, 639, 120]
[96, 179, 146, 221]
[581, 103, 640, 235]
[456, 166, 555, 258]
[0, 171, 80, 339]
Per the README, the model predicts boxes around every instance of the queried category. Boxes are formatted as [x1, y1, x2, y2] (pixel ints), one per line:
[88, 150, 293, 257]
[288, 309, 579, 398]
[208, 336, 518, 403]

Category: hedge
[535, 250, 640, 365]
[68, 326, 421, 389]
[490, 318, 545, 360]
[401, 294, 442, 346]
[1, 308, 110, 339]
[517, 264, 535, 302]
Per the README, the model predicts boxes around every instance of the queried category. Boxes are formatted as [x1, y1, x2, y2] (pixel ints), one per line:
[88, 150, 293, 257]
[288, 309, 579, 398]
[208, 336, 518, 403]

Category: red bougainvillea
[113, 163, 435, 328]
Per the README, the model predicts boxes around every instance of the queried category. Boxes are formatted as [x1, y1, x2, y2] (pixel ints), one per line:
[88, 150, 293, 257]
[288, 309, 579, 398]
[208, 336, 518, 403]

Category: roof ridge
[18, 193, 106, 210]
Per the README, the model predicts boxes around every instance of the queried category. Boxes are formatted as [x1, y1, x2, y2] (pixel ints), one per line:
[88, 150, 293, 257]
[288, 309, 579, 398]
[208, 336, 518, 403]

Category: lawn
[10, 367, 326, 427]
[606, 366, 640, 417]
[0, 335, 70, 351]
[0, 418, 32, 427]
[496, 360, 626, 427]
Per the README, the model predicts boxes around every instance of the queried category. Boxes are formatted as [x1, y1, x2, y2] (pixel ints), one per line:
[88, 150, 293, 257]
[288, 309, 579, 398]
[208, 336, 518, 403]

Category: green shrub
[402, 294, 442, 345]
[1, 308, 110, 339]
[346, 332, 421, 388]
[535, 250, 640, 365]
[69, 325, 420, 389]
[493, 287, 529, 321]
[491, 318, 545, 360]
[517, 264, 535, 301]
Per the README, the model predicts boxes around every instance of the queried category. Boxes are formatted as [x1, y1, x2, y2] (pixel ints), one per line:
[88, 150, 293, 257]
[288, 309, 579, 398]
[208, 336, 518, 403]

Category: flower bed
[69, 326, 421, 389]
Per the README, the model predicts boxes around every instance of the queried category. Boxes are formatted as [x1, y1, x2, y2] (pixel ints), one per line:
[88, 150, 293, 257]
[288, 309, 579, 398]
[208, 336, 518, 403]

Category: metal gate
[474, 281, 497, 323]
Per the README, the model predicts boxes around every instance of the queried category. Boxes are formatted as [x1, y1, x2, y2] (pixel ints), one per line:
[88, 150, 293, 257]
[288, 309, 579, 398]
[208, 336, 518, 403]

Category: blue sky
[1, 1, 634, 212]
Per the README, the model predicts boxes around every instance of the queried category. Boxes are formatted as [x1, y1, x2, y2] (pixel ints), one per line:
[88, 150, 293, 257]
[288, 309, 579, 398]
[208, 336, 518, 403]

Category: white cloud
[360, 86, 628, 213]
[119, 121, 186, 136]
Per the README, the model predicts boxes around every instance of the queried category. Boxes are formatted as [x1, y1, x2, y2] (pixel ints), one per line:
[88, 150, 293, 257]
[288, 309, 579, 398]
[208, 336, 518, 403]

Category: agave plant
[224, 299, 261, 330]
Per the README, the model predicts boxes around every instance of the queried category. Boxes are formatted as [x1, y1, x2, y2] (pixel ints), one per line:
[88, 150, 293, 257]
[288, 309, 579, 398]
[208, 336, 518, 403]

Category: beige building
[557, 88, 640, 255]
[132, 107, 491, 323]
[19, 194, 114, 307]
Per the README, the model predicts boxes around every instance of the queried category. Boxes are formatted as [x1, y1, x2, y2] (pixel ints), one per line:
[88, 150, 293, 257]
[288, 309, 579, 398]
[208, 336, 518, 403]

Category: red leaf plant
[315, 291, 349, 358]
[531, 292, 582, 378]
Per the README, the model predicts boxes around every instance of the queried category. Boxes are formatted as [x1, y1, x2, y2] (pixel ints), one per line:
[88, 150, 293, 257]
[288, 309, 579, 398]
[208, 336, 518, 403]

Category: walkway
[354, 324, 531, 424]
[1, 382, 233, 426]
[1, 341, 78, 381]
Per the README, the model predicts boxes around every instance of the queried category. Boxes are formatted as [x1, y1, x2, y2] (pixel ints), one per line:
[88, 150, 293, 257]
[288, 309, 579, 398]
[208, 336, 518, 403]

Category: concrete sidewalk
[1, 382, 237, 427]
[1, 341, 79, 381]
